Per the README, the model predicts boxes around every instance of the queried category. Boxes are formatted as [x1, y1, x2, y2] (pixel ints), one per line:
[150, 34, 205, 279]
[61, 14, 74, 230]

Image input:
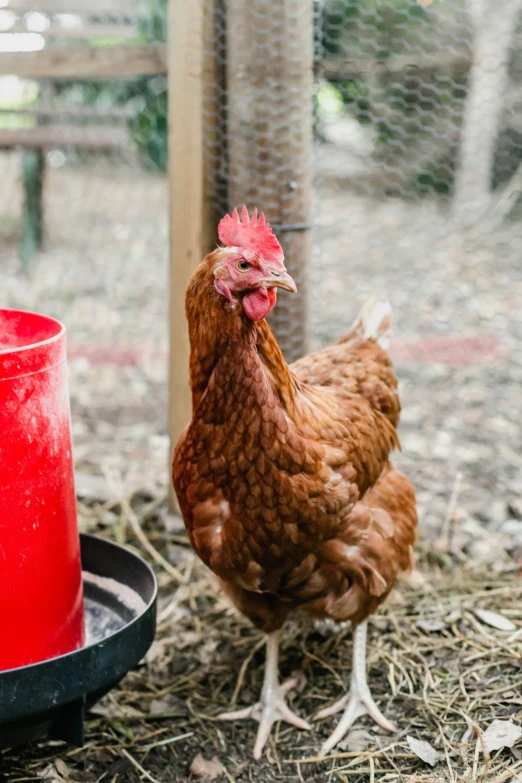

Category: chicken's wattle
[242, 287, 277, 320]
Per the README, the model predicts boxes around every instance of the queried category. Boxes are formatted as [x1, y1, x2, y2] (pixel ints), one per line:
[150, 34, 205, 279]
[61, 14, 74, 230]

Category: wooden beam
[168, 0, 206, 498]
[0, 106, 134, 121]
[45, 24, 137, 40]
[319, 52, 470, 79]
[5, 0, 140, 15]
[0, 43, 167, 79]
[0, 125, 128, 150]
[227, 0, 313, 362]
[2, 23, 139, 41]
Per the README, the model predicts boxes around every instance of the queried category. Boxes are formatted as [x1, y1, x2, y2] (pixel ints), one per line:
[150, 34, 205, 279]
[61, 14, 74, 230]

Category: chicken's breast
[219, 462, 416, 632]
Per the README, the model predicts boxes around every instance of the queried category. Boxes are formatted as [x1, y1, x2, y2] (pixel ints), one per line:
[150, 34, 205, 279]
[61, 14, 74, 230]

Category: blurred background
[1, 2, 522, 780]
[0, 0, 520, 565]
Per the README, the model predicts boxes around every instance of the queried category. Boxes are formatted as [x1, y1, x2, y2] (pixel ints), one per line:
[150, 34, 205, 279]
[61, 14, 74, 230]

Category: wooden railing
[0, 45, 167, 79]
[0, 0, 167, 79]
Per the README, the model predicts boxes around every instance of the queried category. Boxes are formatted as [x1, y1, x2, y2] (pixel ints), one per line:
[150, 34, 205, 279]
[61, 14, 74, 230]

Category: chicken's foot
[315, 620, 397, 756]
[218, 629, 311, 759]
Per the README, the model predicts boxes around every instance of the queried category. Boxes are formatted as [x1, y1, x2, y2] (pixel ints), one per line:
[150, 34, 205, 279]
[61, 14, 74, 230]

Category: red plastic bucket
[0, 309, 84, 671]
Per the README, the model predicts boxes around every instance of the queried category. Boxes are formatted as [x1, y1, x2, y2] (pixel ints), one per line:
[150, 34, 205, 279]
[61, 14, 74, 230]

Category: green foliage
[138, 0, 168, 43]
[0, 77, 38, 130]
[115, 75, 168, 171]
[50, 0, 168, 170]
[411, 164, 454, 195]
[108, 0, 168, 170]
[122, 0, 168, 170]
[319, 0, 428, 61]
[315, 0, 467, 196]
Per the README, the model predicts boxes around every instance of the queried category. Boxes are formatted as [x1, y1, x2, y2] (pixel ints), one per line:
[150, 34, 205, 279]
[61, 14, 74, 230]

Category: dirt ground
[0, 151, 521, 782]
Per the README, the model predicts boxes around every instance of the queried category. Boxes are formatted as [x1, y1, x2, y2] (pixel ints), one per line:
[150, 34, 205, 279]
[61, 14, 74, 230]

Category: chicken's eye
[238, 260, 251, 271]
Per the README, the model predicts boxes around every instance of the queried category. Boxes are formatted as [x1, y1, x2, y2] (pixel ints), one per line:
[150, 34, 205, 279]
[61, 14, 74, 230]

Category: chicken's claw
[315, 682, 396, 756]
[218, 676, 311, 759]
[217, 631, 311, 759]
[315, 620, 397, 757]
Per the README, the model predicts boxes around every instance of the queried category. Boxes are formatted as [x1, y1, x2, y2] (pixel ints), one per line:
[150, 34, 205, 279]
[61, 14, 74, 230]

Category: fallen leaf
[416, 618, 447, 633]
[482, 719, 522, 754]
[189, 754, 224, 780]
[54, 760, 70, 778]
[339, 728, 373, 752]
[404, 777, 444, 783]
[474, 609, 516, 632]
[407, 735, 440, 767]
[176, 631, 205, 650]
[149, 697, 172, 716]
[90, 702, 144, 720]
[149, 694, 188, 718]
[40, 763, 67, 782]
[444, 610, 461, 624]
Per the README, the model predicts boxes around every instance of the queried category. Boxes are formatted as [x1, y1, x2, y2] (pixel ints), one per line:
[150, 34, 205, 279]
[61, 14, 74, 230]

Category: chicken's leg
[315, 620, 397, 757]
[218, 629, 311, 759]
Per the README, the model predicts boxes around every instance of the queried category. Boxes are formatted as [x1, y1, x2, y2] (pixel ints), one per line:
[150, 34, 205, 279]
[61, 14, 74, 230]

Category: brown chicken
[173, 206, 417, 758]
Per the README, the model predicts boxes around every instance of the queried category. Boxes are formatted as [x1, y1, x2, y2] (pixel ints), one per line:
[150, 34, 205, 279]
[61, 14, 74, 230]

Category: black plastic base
[0, 534, 157, 749]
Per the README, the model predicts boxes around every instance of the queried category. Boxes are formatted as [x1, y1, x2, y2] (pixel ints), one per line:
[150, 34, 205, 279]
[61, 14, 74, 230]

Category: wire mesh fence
[0, 0, 520, 532]
[307, 0, 522, 542]
[1, 1, 520, 344]
[312, 0, 522, 343]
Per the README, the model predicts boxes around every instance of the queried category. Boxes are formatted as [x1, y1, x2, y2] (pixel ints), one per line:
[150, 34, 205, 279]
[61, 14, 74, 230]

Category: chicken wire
[1, 0, 520, 354]
[197, 0, 522, 350]
[198, 0, 521, 543]
[0, 0, 520, 535]
[311, 0, 522, 347]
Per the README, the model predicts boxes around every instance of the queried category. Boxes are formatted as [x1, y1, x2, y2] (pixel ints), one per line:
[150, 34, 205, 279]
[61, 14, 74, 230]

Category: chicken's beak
[263, 269, 297, 293]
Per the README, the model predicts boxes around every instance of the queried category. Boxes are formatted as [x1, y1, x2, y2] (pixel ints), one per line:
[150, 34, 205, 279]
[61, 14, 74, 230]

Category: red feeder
[0, 309, 84, 671]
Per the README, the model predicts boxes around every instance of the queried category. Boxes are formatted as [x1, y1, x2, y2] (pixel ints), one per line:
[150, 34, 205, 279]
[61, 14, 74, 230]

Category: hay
[3, 489, 522, 782]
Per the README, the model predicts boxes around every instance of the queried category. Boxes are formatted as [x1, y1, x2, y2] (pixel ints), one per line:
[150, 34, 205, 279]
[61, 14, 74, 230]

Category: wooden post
[168, 0, 221, 499]
[226, 0, 313, 362]
[453, 0, 522, 227]
[168, 0, 204, 487]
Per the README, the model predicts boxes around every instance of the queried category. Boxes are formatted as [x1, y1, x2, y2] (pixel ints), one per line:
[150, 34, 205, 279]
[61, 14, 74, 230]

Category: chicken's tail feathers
[350, 297, 393, 350]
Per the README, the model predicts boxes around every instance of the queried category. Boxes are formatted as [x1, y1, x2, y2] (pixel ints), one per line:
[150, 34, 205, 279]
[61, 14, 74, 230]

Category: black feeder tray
[0, 534, 158, 749]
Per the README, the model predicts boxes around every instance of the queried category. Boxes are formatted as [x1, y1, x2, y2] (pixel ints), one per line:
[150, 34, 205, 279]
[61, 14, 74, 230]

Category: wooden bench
[0, 0, 167, 268]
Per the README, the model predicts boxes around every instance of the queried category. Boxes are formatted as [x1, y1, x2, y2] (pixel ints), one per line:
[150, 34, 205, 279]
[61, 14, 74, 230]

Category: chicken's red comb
[218, 205, 284, 267]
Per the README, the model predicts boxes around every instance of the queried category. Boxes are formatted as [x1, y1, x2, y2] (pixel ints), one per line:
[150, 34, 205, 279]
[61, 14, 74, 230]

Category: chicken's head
[212, 206, 296, 321]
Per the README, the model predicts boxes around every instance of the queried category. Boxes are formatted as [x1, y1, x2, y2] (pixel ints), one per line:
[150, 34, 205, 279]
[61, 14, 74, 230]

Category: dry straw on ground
[3, 482, 522, 783]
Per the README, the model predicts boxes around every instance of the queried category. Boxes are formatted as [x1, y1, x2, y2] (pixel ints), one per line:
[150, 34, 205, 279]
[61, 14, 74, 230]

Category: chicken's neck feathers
[185, 261, 298, 415]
